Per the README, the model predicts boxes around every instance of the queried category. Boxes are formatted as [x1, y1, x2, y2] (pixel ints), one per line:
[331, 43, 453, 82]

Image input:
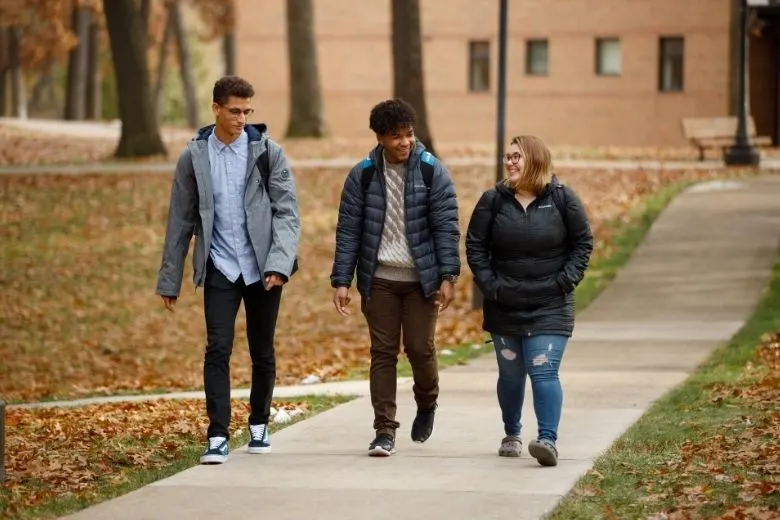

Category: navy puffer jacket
[330, 143, 461, 298]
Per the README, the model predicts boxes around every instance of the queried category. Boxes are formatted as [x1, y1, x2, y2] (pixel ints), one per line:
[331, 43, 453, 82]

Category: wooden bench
[681, 116, 773, 161]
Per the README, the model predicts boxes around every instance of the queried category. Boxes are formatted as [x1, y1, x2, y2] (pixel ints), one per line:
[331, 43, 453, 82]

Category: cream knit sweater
[374, 156, 419, 282]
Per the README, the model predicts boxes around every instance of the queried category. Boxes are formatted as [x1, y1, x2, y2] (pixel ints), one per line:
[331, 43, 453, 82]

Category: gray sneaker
[498, 435, 522, 457]
[528, 438, 558, 467]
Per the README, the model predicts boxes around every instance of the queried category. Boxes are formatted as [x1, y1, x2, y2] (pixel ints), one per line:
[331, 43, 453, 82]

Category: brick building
[235, 0, 780, 147]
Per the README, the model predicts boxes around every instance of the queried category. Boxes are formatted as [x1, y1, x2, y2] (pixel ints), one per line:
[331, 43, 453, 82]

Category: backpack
[360, 151, 436, 193]
[255, 149, 299, 277]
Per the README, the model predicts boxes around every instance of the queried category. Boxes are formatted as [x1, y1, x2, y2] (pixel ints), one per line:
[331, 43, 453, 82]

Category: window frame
[595, 37, 622, 76]
[525, 39, 549, 76]
[658, 36, 685, 93]
[468, 40, 491, 93]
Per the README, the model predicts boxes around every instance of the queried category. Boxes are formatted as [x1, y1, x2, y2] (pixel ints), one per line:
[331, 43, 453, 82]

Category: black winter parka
[465, 179, 593, 337]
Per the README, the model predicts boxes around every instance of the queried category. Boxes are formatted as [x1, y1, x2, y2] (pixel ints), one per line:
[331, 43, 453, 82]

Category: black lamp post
[495, 0, 509, 185]
[725, 0, 761, 166]
[472, 0, 509, 310]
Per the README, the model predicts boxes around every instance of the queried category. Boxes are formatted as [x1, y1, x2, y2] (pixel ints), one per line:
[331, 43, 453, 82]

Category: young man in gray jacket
[156, 76, 300, 465]
[331, 99, 461, 456]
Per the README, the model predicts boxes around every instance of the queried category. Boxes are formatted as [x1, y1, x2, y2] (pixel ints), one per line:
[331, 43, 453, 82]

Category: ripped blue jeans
[490, 334, 568, 443]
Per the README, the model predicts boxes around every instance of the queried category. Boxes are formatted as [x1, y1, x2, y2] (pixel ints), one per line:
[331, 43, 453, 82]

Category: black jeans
[203, 261, 282, 439]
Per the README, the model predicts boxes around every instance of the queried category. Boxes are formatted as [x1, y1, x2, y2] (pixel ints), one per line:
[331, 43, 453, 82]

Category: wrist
[441, 274, 458, 284]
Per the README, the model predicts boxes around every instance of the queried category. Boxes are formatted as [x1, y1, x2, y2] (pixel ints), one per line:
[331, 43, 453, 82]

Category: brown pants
[361, 278, 440, 436]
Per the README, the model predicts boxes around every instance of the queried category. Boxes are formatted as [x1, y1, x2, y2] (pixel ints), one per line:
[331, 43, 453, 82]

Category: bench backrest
[681, 116, 758, 140]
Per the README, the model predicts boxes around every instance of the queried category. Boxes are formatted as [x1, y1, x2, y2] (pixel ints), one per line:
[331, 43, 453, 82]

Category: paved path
[58, 175, 780, 520]
[11, 379, 387, 410]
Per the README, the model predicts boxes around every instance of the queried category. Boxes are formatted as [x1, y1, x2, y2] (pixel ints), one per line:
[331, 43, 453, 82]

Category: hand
[333, 287, 352, 316]
[161, 296, 177, 312]
[438, 280, 455, 313]
[265, 274, 285, 290]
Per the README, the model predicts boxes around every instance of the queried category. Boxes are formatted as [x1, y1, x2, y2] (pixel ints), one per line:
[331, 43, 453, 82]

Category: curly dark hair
[369, 98, 417, 135]
[213, 76, 255, 105]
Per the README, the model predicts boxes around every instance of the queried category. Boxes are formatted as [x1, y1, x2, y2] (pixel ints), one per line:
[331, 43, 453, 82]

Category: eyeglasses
[221, 106, 255, 117]
[503, 152, 523, 164]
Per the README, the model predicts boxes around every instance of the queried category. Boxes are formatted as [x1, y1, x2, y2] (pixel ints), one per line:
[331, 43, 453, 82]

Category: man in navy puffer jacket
[330, 99, 461, 457]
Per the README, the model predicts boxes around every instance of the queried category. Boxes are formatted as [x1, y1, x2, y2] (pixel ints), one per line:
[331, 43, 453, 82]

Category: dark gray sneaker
[498, 435, 523, 457]
[200, 436, 229, 465]
[411, 404, 437, 443]
[368, 433, 396, 457]
[528, 438, 558, 467]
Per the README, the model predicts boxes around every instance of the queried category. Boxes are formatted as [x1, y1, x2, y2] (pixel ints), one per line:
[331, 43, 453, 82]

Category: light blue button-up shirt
[207, 130, 261, 286]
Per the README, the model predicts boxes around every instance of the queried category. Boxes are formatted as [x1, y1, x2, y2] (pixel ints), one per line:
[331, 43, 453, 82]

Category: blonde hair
[503, 135, 553, 195]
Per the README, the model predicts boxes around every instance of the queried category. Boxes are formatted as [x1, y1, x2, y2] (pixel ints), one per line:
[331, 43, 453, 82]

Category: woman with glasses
[465, 135, 593, 466]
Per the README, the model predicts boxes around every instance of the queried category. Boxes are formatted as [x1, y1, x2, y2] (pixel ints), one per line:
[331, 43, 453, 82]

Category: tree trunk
[29, 68, 57, 117]
[0, 27, 9, 117]
[85, 21, 102, 119]
[140, 0, 151, 49]
[223, 32, 236, 76]
[9, 26, 26, 120]
[285, 0, 326, 137]
[102, 0, 166, 157]
[170, 1, 199, 128]
[391, 0, 435, 155]
[65, 7, 91, 120]
[154, 9, 174, 121]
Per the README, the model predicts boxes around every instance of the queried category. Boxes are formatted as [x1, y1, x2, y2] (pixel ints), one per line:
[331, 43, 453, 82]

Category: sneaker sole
[498, 447, 522, 457]
[368, 446, 395, 457]
[528, 443, 558, 467]
[200, 454, 228, 465]
[247, 446, 272, 454]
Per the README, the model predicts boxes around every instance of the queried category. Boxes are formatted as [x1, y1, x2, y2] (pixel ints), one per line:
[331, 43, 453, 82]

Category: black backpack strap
[255, 146, 299, 276]
[256, 148, 272, 194]
[360, 156, 375, 192]
[551, 184, 568, 232]
[490, 189, 505, 220]
[420, 151, 435, 190]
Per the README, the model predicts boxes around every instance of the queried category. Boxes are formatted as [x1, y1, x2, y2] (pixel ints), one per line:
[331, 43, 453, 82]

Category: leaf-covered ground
[0, 166, 757, 403]
[0, 395, 351, 519]
[550, 258, 780, 520]
[2, 123, 779, 166]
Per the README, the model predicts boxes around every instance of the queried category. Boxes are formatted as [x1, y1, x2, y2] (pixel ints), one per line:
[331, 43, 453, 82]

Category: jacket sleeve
[465, 190, 499, 300]
[556, 186, 593, 293]
[330, 166, 364, 288]
[156, 150, 198, 297]
[263, 140, 301, 280]
[428, 161, 461, 277]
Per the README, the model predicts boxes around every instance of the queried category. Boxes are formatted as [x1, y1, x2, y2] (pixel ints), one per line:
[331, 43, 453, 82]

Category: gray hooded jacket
[156, 123, 300, 297]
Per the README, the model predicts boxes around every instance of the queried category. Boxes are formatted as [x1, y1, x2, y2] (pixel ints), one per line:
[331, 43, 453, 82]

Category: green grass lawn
[549, 258, 780, 520]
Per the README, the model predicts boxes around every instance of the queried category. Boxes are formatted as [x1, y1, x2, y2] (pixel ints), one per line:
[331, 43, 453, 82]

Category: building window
[468, 41, 490, 92]
[595, 38, 621, 76]
[659, 37, 684, 92]
[526, 39, 548, 76]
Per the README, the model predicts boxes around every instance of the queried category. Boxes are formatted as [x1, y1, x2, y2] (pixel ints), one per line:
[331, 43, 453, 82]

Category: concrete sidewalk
[63, 176, 780, 520]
